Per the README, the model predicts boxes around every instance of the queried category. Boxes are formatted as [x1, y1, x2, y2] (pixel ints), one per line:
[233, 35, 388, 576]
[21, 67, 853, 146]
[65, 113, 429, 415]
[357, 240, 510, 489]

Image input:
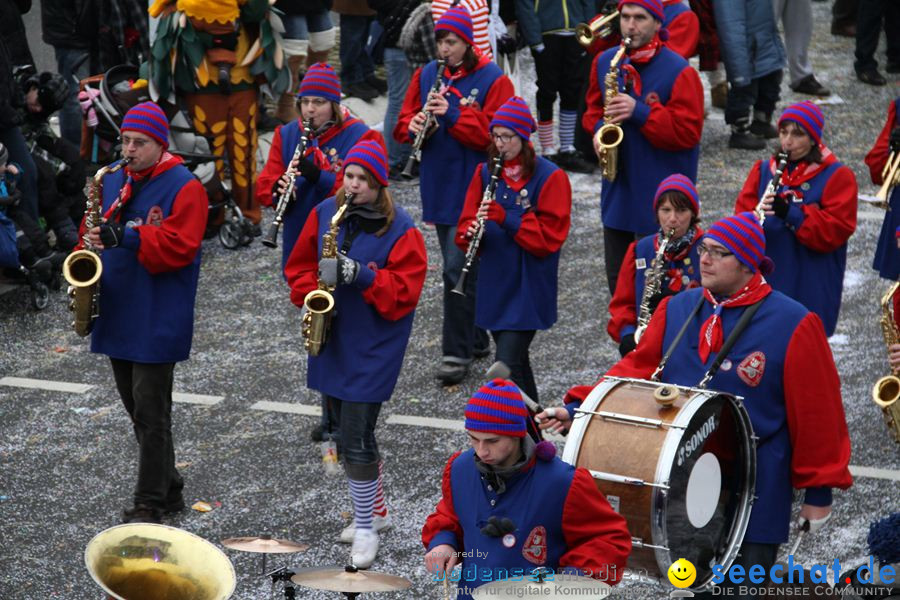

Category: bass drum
[562, 376, 756, 591]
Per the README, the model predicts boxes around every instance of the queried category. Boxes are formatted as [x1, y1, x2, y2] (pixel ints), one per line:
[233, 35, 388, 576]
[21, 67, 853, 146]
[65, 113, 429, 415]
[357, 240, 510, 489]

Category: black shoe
[542, 153, 560, 165]
[473, 346, 491, 359]
[124, 496, 183, 517]
[830, 21, 856, 37]
[345, 82, 379, 102]
[123, 503, 163, 524]
[310, 423, 324, 442]
[436, 361, 468, 385]
[554, 150, 596, 174]
[887, 62, 900, 74]
[749, 120, 778, 139]
[791, 74, 831, 97]
[365, 75, 388, 95]
[729, 121, 766, 150]
[857, 69, 887, 86]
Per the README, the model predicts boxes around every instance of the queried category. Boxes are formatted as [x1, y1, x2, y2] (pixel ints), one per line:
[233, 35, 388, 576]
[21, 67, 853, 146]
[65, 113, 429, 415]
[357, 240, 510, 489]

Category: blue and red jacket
[567, 285, 853, 544]
[284, 197, 427, 404]
[607, 228, 702, 343]
[734, 152, 857, 336]
[256, 115, 384, 270]
[867, 98, 900, 280]
[583, 42, 703, 235]
[455, 156, 571, 331]
[422, 448, 632, 600]
[87, 155, 208, 363]
[588, 0, 700, 59]
[395, 56, 515, 225]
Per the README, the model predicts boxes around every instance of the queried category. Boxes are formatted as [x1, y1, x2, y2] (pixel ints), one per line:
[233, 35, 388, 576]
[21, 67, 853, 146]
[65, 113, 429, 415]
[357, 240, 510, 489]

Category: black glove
[497, 33, 517, 55]
[771, 193, 790, 219]
[298, 157, 321, 184]
[99, 221, 126, 248]
[648, 286, 677, 313]
[618, 333, 636, 357]
[318, 252, 360, 286]
[480, 516, 516, 538]
[890, 127, 900, 153]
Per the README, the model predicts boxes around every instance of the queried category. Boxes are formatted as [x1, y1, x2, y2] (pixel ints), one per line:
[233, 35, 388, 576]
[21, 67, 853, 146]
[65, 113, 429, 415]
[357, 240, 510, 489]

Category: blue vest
[659, 288, 809, 544]
[444, 450, 575, 600]
[278, 118, 370, 270]
[307, 198, 418, 404]
[91, 161, 202, 363]
[873, 99, 900, 280]
[476, 158, 562, 331]
[418, 59, 504, 225]
[624, 232, 701, 338]
[755, 160, 847, 336]
[594, 47, 699, 235]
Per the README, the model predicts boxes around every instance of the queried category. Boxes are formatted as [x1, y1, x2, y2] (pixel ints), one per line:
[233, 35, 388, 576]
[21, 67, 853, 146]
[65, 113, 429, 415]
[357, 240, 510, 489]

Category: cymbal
[471, 574, 612, 599]
[220, 535, 309, 554]
[291, 566, 412, 593]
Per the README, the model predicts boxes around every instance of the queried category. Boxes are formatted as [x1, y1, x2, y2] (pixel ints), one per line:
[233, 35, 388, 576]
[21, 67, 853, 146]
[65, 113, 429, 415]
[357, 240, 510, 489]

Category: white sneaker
[350, 529, 379, 569]
[339, 513, 393, 544]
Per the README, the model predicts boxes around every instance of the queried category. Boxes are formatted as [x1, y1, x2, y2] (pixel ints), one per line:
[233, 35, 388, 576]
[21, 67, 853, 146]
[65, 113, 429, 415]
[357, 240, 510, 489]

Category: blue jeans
[435, 224, 490, 363]
[327, 396, 382, 479]
[492, 330, 538, 405]
[383, 48, 411, 168]
[339, 15, 375, 85]
[282, 10, 333, 39]
[0, 127, 39, 220]
[54, 47, 91, 148]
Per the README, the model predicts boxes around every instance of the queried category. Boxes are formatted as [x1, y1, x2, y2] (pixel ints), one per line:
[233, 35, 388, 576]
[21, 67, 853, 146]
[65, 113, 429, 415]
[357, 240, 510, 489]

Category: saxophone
[634, 228, 674, 343]
[756, 151, 789, 226]
[873, 281, 900, 443]
[594, 37, 630, 181]
[62, 158, 130, 337]
[301, 196, 351, 356]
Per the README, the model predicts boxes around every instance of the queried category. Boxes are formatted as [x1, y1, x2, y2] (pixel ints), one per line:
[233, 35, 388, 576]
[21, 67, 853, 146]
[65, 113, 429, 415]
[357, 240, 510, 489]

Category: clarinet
[452, 156, 503, 297]
[401, 59, 446, 179]
[755, 150, 789, 226]
[262, 119, 312, 248]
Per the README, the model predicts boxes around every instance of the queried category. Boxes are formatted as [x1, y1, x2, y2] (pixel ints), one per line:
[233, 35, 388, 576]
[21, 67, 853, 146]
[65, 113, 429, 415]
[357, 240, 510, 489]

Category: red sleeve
[588, 33, 618, 57]
[864, 100, 896, 185]
[448, 74, 515, 151]
[784, 312, 853, 491]
[422, 451, 465, 551]
[256, 125, 287, 208]
[284, 208, 321, 307]
[559, 468, 632, 584]
[135, 178, 208, 274]
[582, 53, 605, 135]
[665, 10, 700, 58]
[639, 66, 704, 151]
[455, 165, 486, 251]
[360, 227, 428, 321]
[394, 67, 424, 145]
[513, 169, 571, 257]
[734, 161, 763, 213]
[793, 165, 857, 253]
[607, 242, 638, 343]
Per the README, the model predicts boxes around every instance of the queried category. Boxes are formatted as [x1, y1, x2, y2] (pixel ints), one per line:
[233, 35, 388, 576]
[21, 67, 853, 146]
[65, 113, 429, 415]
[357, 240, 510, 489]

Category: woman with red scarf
[734, 101, 857, 337]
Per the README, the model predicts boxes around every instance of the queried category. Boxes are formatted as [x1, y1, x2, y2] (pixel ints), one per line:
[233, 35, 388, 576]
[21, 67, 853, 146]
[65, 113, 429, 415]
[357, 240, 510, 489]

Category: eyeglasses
[491, 133, 516, 144]
[697, 244, 734, 260]
[300, 97, 329, 107]
[120, 135, 150, 149]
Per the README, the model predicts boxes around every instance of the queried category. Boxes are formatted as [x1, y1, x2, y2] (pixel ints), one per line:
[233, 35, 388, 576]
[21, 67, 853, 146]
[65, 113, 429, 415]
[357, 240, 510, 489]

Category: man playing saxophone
[582, 0, 704, 297]
[77, 102, 208, 524]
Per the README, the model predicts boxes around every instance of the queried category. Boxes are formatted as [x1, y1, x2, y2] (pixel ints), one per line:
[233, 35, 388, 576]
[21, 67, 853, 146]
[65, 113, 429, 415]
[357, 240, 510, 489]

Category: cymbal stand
[267, 565, 297, 600]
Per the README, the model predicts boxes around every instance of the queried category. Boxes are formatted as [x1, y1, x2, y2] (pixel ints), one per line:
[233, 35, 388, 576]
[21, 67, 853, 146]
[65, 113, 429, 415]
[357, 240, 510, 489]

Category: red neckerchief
[620, 34, 663, 97]
[440, 52, 491, 99]
[500, 152, 527, 191]
[698, 272, 772, 363]
[770, 145, 837, 188]
[104, 152, 179, 221]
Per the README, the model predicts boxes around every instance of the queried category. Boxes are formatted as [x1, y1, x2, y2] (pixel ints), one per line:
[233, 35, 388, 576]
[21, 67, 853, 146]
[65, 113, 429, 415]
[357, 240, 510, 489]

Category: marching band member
[79, 102, 209, 523]
[608, 174, 702, 357]
[423, 379, 631, 600]
[395, 5, 515, 386]
[257, 63, 384, 271]
[284, 140, 427, 568]
[734, 101, 857, 337]
[583, 0, 704, 296]
[455, 97, 572, 407]
[548, 214, 852, 600]
[587, 0, 700, 60]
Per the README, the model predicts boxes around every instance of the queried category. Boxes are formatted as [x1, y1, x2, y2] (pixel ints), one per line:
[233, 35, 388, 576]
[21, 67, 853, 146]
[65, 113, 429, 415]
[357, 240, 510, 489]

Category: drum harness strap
[651, 295, 765, 388]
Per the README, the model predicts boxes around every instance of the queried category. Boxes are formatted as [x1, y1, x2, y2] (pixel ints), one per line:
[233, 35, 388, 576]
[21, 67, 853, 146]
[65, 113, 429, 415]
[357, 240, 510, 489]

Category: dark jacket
[0, 38, 23, 130]
[0, 0, 34, 67]
[41, 0, 97, 49]
[368, 0, 421, 49]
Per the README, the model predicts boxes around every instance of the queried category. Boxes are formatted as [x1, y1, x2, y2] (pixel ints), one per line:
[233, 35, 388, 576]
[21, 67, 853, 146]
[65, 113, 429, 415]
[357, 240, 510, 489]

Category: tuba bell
[85, 523, 236, 600]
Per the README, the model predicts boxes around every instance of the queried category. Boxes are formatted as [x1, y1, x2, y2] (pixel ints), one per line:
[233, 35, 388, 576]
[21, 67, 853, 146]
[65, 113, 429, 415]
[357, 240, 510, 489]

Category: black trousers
[110, 359, 183, 509]
[491, 330, 538, 405]
[832, 0, 858, 27]
[725, 69, 783, 125]
[854, 0, 900, 73]
[694, 542, 779, 600]
[533, 34, 588, 122]
[603, 225, 638, 297]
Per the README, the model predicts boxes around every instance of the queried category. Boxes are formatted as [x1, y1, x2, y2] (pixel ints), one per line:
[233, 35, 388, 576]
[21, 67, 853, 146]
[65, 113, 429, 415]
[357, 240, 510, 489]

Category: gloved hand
[618, 333, 636, 357]
[99, 221, 126, 248]
[890, 126, 900, 153]
[318, 252, 360, 287]
[298, 157, 321, 184]
[480, 516, 516, 538]
[648, 286, 676, 313]
[771, 193, 790, 219]
[497, 34, 517, 55]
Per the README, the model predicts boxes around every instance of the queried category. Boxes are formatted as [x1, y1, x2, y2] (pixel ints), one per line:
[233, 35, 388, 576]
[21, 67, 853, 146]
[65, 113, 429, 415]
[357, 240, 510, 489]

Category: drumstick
[443, 573, 451, 600]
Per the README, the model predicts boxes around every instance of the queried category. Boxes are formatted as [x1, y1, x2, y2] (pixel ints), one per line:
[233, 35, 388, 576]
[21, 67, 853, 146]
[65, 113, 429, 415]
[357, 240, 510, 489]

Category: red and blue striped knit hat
[618, 0, 664, 22]
[704, 212, 768, 273]
[465, 379, 529, 438]
[778, 101, 825, 146]
[489, 96, 536, 141]
[344, 140, 389, 187]
[121, 101, 169, 147]
[297, 63, 342, 103]
[435, 6, 475, 46]
[653, 173, 700, 216]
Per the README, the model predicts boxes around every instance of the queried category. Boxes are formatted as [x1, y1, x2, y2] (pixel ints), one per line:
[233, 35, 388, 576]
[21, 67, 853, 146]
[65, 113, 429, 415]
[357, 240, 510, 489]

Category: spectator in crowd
[854, 0, 899, 86]
[398, 1, 438, 73]
[773, 0, 831, 96]
[689, 0, 728, 109]
[433, 0, 493, 59]
[831, 0, 857, 37]
[335, 0, 387, 101]
[97, 0, 150, 71]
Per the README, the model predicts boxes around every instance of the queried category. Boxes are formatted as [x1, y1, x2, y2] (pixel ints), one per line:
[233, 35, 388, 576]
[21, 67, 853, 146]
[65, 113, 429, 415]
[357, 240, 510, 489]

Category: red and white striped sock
[372, 461, 387, 518]
[538, 120, 556, 155]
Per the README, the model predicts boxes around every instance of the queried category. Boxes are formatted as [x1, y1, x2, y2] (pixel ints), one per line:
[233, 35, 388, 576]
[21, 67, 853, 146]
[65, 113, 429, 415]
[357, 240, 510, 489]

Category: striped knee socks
[348, 478, 378, 530]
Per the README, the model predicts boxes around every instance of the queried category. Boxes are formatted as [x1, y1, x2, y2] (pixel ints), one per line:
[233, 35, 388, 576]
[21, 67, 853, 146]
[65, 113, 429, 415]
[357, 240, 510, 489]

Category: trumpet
[575, 11, 619, 47]
[594, 37, 630, 181]
[402, 58, 446, 179]
[874, 150, 900, 209]
[262, 119, 311, 248]
[452, 156, 503, 297]
[755, 151, 789, 225]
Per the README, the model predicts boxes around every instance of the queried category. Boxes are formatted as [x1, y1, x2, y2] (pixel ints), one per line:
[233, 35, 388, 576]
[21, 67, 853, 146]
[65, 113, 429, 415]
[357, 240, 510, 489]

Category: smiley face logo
[667, 558, 696, 588]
